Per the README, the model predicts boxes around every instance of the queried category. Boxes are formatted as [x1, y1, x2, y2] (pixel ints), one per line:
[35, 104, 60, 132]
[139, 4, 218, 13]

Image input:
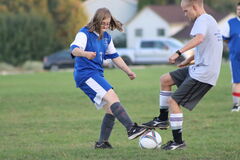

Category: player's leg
[95, 104, 115, 149]
[103, 89, 146, 140]
[161, 97, 186, 150]
[230, 60, 240, 112]
[142, 73, 174, 129]
[142, 67, 189, 129]
[79, 75, 116, 149]
[162, 78, 212, 150]
[232, 83, 240, 112]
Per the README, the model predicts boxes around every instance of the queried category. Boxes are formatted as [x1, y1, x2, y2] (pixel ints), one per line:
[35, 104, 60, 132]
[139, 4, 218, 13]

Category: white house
[126, 5, 188, 48]
[173, 6, 233, 41]
[83, 0, 138, 40]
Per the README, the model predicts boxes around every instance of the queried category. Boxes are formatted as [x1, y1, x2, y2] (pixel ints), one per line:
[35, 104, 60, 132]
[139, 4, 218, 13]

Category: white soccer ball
[139, 130, 162, 149]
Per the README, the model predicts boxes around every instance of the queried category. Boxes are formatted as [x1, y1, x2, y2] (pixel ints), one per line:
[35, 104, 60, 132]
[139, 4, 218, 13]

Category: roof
[172, 5, 227, 39]
[149, 5, 188, 23]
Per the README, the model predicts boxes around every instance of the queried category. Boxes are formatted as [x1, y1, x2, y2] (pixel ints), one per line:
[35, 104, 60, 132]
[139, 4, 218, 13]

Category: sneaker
[128, 123, 147, 140]
[94, 141, 113, 149]
[161, 140, 186, 150]
[141, 117, 169, 129]
[231, 105, 239, 112]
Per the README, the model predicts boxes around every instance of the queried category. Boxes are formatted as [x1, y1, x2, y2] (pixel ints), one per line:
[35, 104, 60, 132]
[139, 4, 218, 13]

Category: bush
[0, 13, 55, 66]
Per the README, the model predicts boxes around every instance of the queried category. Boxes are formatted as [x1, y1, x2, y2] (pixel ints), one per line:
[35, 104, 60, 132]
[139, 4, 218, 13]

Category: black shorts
[169, 67, 213, 111]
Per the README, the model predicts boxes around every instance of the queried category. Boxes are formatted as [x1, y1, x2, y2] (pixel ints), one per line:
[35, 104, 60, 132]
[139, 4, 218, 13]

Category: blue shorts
[79, 74, 112, 109]
[230, 59, 240, 83]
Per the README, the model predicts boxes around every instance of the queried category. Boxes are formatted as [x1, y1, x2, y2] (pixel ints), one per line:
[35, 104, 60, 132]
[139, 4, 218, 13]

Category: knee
[160, 74, 169, 85]
[167, 97, 174, 106]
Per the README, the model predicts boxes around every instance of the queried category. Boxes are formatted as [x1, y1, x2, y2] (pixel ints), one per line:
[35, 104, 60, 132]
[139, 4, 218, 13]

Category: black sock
[98, 113, 115, 143]
[158, 109, 168, 121]
[172, 129, 183, 144]
[110, 102, 133, 131]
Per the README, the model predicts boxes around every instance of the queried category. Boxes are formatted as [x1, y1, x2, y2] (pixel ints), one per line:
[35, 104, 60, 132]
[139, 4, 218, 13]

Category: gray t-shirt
[189, 14, 223, 86]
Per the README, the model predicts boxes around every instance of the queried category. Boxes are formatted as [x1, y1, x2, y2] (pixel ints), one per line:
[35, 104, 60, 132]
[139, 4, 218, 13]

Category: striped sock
[232, 92, 240, 106]
[159, 91, 172, 121]
[170, 113, 183, 144]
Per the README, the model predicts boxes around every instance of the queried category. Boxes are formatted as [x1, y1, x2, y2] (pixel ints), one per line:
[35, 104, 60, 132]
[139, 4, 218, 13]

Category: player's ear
[192, 4, 197, 11]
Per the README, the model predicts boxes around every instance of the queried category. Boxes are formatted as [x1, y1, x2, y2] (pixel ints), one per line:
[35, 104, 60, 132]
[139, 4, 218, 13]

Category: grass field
[0, 63, 240, 160]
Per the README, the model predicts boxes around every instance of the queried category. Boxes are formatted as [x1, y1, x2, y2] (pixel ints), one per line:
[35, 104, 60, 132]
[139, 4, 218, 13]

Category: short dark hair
[238, 2, 240, 6]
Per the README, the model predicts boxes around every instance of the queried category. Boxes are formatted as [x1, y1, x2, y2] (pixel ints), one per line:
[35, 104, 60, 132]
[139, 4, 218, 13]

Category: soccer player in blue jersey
[142, 0, 223, 150]
[70, 8, 146, 149]
[222, 2, 240, 112]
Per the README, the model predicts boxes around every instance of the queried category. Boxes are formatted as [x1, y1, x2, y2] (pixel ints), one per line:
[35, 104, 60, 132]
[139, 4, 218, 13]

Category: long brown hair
[86, 8, 123, 39]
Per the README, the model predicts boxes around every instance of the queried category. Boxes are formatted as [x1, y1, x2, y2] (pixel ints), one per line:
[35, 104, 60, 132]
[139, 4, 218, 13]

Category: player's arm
[70, 32, 96, 60]
[177, 54, 194, 68]
[112, 57, 136, 80]
[72, 48, 96, 60]
[169, 34, 204, 64]
[105, 39, 136, 80]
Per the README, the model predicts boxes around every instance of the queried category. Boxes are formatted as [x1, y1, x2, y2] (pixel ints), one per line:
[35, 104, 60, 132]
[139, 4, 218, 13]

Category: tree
[47, 0, 88, 49]
[0, 13, 55, 65]
[0, 0, 87, 65]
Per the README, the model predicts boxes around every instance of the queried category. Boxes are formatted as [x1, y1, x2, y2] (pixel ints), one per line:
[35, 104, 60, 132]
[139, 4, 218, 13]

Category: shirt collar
[93, 31, 99, 36]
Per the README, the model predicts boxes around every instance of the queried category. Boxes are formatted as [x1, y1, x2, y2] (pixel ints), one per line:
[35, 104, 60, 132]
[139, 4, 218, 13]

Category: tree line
[0, 0, 87, 66]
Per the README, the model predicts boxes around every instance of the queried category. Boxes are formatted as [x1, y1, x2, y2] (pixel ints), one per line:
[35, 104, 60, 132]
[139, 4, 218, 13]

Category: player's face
[181, 2, 197, 22]
[100, 18, 111, 32]
[237, 5, 240, 17]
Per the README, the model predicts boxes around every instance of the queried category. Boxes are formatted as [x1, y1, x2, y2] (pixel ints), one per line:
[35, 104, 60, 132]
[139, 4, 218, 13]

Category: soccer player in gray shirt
[142, 0, 223, 150]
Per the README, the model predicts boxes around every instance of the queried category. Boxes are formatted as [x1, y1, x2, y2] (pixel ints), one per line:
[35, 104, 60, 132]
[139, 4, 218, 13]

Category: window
[141, 41, 154, 48]
[141, 41, 169, 50]
[157, 29, 165, 36]
[155, 41, 169, 50]
[135, 28, 142, 37]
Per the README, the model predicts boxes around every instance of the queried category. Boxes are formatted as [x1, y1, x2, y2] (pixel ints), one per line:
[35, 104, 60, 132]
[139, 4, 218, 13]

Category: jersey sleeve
[104, 39, 119, 59]
[70, 32, 87, 51]
[221, 21, 230, 40]
[190, 16, 208, 37]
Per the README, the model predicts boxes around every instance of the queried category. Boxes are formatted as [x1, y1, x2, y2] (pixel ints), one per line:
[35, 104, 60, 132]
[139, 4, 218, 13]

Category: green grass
[0, 63, 240, 160]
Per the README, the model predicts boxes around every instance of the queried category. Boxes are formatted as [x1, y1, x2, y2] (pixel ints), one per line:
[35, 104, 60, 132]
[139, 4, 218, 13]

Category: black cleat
[94, 141, 113, 149]
[141, 117, 169, 129]
[231, 105, 239, 112]
[161, 140, 186, 150]
[128, 123, 147, 140]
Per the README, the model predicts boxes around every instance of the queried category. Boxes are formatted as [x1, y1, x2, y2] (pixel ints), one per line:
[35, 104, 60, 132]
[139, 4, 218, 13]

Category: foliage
[204, 0, 239, 13]
[0, 12, 55, 66]
[47, 0, 88, 48]
[0, 0, 87, 66]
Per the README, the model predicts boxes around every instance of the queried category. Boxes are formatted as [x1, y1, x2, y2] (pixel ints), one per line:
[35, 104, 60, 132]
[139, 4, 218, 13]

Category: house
[83, 0, 138, 41]
[126, 5, 189, 48]
[126, 4, 232, 48]
[173, 5, 232, 41]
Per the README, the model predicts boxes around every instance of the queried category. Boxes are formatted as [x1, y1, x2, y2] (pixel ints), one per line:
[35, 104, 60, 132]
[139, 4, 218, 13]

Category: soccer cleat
[141, 117, 169, 129]
[94, 141, 113, 149]
[128, 123, 147, 140]
[161, 140, 186, 150]
[231, 105, 240, 112]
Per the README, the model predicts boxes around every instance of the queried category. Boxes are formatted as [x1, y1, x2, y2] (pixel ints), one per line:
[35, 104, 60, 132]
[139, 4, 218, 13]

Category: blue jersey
[223, 18, 240, 60]
[70, 27, 119, 87]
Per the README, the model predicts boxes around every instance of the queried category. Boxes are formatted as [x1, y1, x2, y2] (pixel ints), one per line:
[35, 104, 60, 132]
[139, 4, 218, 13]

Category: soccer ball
[139, 130, 162, 149]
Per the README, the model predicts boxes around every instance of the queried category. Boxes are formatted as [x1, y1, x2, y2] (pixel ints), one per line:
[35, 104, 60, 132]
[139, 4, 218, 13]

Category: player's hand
[85, 52, 96, 60]
[177, 59, 189, 68]
[127, 71, 136, 80]
[169, 53, 179, 64]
